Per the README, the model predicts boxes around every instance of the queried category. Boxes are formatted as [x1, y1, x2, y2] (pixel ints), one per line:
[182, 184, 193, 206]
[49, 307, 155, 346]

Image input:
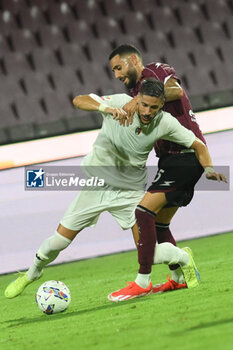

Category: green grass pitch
[1, 232, 233, 350]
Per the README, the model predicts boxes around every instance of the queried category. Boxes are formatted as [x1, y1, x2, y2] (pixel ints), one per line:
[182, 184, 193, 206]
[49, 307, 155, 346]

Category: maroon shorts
[147, 152, 203, 207]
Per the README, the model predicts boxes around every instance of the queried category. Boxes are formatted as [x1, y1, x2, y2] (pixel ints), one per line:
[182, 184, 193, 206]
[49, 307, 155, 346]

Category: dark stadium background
[0, 0, 232, 274]
[0, 0, 233, 143]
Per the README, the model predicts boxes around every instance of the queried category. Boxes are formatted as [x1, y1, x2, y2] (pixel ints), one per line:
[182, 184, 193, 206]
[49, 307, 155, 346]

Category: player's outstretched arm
[73, 95, 102, 111]
[164, 78, 183, 102]
[191, 138, 227, 183]
[73, 95, 127, 120]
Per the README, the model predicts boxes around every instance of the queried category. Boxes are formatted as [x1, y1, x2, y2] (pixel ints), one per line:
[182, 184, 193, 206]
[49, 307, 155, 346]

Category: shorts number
[152, 169, 165, 183]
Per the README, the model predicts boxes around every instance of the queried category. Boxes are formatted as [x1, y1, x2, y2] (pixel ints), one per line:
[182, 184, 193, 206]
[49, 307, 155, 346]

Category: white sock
[171, 267, 186, 284]
[27, 231, 71, 280]
[135, 273, 151, 289]
[153, 242, 189, 266]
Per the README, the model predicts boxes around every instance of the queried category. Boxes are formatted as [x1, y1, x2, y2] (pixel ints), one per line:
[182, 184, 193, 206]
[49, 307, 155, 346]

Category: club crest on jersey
[135, 127, 142, 135]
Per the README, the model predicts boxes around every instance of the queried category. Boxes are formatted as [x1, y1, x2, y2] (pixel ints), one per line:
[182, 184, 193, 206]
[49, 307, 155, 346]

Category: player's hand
[105, 107, 128, 121]
[122, 96, 139, 126]
[205, 171, 227, 183]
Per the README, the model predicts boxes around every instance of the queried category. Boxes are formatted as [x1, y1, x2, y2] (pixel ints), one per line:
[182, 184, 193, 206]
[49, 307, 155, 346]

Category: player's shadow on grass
[175, 317, 233, 334]
[3, 298, 145, 328]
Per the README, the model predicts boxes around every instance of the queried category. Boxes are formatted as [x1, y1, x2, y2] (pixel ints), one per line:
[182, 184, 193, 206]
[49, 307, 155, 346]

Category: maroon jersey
[130, 62, 206, 158]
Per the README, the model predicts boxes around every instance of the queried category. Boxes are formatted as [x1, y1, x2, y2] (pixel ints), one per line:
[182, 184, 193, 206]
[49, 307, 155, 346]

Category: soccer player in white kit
[5, 79, 226, 300]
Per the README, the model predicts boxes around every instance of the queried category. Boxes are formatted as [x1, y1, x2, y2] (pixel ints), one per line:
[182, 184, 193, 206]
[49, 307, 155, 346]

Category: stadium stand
[149, 6, 180, 32]
[10, 28, 38, 53]
[0, 9, 19, 35]
[103, 0, 131, 19]
[176, 3, 205, 27]
[18, 6, 48, 31]
[66, 19, 96, 44]
[0, 0, 233, 145]
[35, 24, 67, 49]
[130, 0, 158, 14]
[73, 0, 104, 22]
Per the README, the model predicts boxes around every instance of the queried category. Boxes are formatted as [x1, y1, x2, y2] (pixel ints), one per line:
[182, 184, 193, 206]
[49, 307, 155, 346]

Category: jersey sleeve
[89, 93, 132, 109]
[160, 112, 196, 148]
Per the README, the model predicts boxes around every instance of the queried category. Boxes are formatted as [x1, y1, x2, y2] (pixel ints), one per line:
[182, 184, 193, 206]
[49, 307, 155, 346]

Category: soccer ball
[35, 280, 71, 315]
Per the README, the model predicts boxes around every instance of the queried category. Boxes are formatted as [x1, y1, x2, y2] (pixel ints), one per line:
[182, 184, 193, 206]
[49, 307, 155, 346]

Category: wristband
[98, 104, 107, 112]
[204, 166, 215, 174]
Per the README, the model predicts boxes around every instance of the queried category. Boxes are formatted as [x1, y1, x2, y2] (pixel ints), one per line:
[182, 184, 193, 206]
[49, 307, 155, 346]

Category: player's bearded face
[110, 55, 138, 89]
[138, 95, 164, 125]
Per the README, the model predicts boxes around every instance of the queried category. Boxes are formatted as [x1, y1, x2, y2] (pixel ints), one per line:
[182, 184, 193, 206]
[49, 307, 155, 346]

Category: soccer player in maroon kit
[108, 44, 226, 300]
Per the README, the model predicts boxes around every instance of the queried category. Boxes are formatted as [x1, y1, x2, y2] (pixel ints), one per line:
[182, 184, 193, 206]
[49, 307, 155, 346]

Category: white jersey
[82, 93, 196, 190]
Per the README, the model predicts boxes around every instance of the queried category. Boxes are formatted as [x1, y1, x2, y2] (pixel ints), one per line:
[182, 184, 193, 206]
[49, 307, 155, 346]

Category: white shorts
[60, 185, 145, 231]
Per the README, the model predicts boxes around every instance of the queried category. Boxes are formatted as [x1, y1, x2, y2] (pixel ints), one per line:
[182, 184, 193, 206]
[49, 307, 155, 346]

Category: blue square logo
[26, 169, 45, 188]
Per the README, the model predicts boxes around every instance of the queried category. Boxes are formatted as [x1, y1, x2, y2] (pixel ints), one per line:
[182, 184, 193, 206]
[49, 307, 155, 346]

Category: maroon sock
[156, 222, 180, 270]
[136, 205, 157, 274]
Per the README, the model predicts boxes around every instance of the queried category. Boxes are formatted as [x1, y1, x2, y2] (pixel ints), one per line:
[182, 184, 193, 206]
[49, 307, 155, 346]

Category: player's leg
[108, 192, 167, 302]
[26, 225, 79, 281]
[4, 225, 79, 299]
[5, 189, 104, 299]
[155, 206, 186, 285]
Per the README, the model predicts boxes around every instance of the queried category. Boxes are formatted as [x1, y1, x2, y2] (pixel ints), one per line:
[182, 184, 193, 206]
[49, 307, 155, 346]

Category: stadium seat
[35, 119, 68, 138]
[158, 0, 188, 9]
[130, 0, 157, 13]
[150, 6, 180, 32]
[73, 0, 104, 23]
[203, 0, 231, 22]
[1, 0, 25, 14]
[46, 2, 75, 27]
[182, 68, 218, 95]
[103, 0, 131, 19]
[225, 18, 233, 39]
[199, 22, 229, 46]
[79, 62, 119, 95]
[8, 123, 35, 142]
[18, 6, 48, 31]
[0, 10, 19, 35]
[32, 47, 60, 74]
[38, 24, 67, 50]
[212, 64, 233, 91]
[14, 95, 48, 123]
[171, 26, 201, 50]
[189, 94, 209, 112]
[50, 67, 84, 96]
[163, 49, 194, 76]
[95, 17, 123, 40]
[0, 75, 25, 101]
[59, 0, 77, 6]
[0, 33, 11, 57]
[66, 112, 102, 132]
[208, 90, 233, 109]
[177, 2, 206, 27]
[191, 46, 222, 70]
[0, 103, 18, 127]
[219, 41, 233, 66]
[23, 72, 54, 97]
[10, 28, 38, 54]
[30, 0, 49, 11]
[143, 30, 172, 56]
[66, 20, 96, 45]
[4, 51, 31, 77]
[121, 12, 152, 36]
[41, 91, 75, 121]
[58, 43, 87, 70]
[111, 34, 144, 52]
[0, 128, 9, 145]
[87, 39, 112, 64]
